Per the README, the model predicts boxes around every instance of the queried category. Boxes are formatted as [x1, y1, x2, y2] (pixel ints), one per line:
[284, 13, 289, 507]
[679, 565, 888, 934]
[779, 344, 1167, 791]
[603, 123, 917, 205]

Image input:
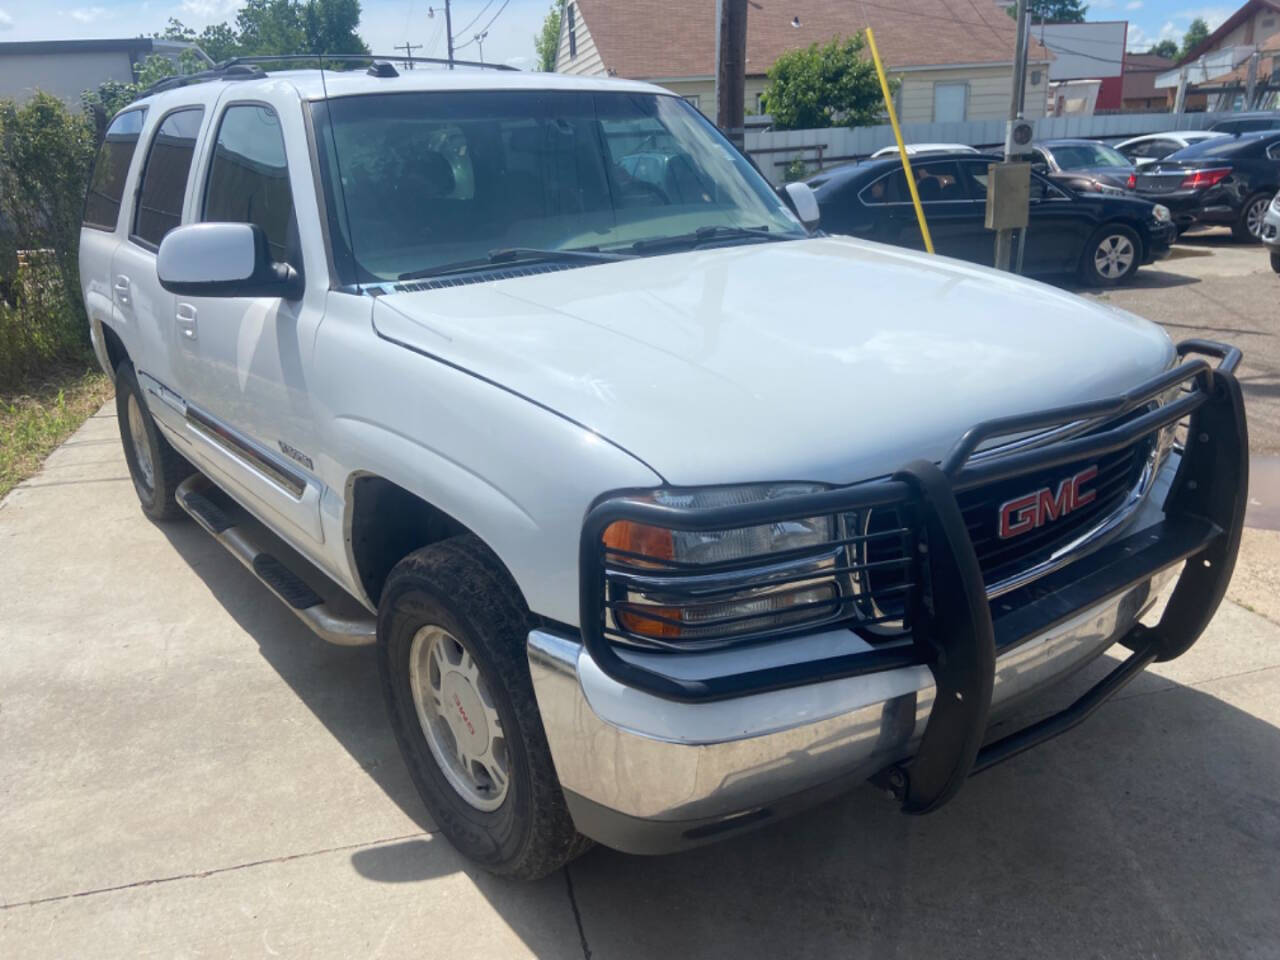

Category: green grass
[0, 363, 114, 500]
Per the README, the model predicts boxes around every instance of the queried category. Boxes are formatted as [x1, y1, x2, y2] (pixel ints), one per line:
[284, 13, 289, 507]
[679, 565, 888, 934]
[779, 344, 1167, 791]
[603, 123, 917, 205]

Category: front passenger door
[174, 101, 324, 545]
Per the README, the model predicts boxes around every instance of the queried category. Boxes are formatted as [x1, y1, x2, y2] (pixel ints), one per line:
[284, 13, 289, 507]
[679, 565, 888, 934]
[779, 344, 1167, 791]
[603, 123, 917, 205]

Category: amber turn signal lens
[602, 520, 674, 564]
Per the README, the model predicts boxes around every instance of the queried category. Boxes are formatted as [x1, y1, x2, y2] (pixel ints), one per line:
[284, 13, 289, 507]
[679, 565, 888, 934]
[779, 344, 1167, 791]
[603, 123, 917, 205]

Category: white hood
[372, 236, 1175, 486]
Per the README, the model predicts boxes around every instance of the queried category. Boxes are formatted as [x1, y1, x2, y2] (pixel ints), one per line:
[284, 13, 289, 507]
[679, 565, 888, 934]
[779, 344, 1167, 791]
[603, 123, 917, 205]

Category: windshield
[1048, 143, 1131, 169]
[311, 90, 805, 284]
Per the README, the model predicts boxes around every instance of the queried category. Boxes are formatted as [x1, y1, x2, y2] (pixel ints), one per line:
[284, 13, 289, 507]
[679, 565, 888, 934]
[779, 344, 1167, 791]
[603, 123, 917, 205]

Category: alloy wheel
[408, 624, 510, 811]
[1093, 234, 1135, 280]
[126, 393, 155, 491]
[1246, 197, 1268, 238]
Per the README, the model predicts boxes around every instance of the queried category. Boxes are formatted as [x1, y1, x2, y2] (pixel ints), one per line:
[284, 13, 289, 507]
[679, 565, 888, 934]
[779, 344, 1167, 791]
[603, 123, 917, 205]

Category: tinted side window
[133, 108, 203, 248]
[83, 109, 147, 231]
[204, 105, 296, 264]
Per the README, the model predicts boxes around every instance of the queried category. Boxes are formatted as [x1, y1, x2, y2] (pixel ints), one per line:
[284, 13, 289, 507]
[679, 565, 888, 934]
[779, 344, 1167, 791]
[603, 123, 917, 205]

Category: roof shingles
[573, 0, 1049, 79]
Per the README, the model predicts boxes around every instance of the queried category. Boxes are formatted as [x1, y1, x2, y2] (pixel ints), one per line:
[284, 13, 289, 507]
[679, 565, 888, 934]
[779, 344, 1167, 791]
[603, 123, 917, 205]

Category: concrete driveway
[4, 263, 1280, 955]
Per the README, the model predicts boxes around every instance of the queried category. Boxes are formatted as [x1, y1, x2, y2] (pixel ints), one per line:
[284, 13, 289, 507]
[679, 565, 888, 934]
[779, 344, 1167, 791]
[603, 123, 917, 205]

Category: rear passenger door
[173, 99, 324, 545]
[871, 160, 983, 259]
[79, 107, 147, 372]
[110, 105, 205, 417]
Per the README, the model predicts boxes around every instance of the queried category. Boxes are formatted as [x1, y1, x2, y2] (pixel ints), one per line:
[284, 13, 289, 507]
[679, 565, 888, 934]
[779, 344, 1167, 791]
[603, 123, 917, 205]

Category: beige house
[0, 38, 208, 105]
[555, 0, 1049, 124]
[1176, 0, 1280, 110]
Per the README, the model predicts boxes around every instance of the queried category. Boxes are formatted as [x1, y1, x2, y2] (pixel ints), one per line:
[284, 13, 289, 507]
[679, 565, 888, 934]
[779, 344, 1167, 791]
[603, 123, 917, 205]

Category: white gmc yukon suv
[80, 59, 1249, 880]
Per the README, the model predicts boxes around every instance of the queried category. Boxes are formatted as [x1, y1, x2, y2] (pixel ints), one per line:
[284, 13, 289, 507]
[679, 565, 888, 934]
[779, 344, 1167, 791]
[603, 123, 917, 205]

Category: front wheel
[1271, 249, 1280, 274]
[1080, 224, 1141, 287]
[1232, 193, 1270, 242]
[377, 535, 590, 879]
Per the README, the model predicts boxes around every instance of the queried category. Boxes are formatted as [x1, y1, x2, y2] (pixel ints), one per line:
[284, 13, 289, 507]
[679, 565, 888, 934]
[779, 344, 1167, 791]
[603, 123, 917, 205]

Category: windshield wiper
[398, 246, 630, 282]
[629, 225, 791, 255]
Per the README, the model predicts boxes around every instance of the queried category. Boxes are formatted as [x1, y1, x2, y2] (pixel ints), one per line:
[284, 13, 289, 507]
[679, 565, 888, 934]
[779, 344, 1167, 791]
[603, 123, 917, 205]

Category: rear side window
[862, 161, 965, 204]
[133, 107, 204, 248]
[83, 109, 146, 231]
[204, 104, 296, 264]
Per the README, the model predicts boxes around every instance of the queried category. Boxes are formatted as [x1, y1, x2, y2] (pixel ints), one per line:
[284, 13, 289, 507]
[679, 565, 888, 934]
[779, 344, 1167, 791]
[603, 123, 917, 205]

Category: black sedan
[1133, 130, 1280, 239]
[808, 153, 1177, 286]
[1030, 139, 1137, 193]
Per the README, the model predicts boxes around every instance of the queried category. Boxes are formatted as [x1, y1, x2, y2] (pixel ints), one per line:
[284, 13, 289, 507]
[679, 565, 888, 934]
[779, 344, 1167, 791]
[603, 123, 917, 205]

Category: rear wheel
[1232, 193, 1270, 241]
[377, 535, 590, 879]
[115, 361, 193, 521]
[1080, 224, 1141, 287]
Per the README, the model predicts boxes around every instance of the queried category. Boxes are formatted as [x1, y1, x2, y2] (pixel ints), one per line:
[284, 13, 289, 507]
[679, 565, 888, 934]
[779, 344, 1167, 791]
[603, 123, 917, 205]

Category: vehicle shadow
[158, 521, 1280, 958]
[1053, 267, 1201, 295]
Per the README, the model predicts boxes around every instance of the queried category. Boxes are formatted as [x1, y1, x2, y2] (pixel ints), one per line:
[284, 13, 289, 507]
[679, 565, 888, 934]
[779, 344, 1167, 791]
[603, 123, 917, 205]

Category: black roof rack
[138, 52, 516, 98]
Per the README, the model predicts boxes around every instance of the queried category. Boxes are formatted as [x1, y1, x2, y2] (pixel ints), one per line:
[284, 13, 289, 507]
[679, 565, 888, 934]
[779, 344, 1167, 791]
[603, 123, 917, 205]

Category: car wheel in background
[1080, 224, 1141, 287]
[1233, 193, 1271, 242]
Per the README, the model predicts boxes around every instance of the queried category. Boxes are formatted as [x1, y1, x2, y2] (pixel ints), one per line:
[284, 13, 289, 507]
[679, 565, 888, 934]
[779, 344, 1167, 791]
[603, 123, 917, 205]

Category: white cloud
[0, 8, 13, 28]
[69, 5, 106, 22]
[1126, 0, 1143, 10]
[179, 0, 240, 19]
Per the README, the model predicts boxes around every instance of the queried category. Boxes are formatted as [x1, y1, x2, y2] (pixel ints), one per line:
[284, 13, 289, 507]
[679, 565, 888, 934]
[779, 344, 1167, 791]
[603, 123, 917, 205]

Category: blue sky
[0, 0, 1246, 65]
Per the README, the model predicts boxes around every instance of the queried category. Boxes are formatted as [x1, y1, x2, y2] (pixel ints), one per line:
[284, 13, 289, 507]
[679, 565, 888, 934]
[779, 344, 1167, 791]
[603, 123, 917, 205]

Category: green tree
[534, 1, 562, 72]
[1146, 39, 1179, 59]
[1181, 17, 1210, 58]
[1007, 0, 1088, 23]
[760, 34, 890, 131]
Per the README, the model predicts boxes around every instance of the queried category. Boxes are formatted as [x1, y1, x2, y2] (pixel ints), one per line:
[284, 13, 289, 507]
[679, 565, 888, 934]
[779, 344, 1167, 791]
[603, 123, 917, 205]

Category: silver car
[1263, 190, 1280, 272]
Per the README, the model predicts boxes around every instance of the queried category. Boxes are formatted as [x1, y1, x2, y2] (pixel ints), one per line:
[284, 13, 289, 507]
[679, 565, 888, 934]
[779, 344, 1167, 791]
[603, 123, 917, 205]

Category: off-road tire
[1271, 249, 1280, 274]
[377, 535, 591, 879]
[115, 361, 193, 522]
[1079, 223, 1141, 287]
[1232, 192, 1270, 242]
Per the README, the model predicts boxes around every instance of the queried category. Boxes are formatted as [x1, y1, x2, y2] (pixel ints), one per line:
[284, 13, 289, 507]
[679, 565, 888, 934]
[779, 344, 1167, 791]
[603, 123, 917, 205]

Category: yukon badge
[998, 466, 1099, 540]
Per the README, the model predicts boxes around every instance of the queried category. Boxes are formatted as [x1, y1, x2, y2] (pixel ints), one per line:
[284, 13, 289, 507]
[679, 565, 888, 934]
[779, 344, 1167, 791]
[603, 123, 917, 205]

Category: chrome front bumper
[529, 563, 1177, 852]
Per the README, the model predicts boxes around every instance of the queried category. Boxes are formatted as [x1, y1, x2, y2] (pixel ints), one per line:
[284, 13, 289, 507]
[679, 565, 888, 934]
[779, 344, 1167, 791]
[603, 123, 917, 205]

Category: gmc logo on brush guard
[998, 466, 1099, 540]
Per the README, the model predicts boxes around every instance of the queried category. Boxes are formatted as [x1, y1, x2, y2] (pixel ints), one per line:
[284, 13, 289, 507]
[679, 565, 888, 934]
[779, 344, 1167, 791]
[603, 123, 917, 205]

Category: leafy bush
[783, 157, 809, 182]
[0, 94, 96, 386]
[760, 34, 893, 131]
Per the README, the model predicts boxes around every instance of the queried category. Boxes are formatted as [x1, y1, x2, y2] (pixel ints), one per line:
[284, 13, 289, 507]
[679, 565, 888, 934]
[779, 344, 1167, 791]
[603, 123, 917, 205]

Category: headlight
[601, 483, 872, 647]
[1152, 204, 1171, 223]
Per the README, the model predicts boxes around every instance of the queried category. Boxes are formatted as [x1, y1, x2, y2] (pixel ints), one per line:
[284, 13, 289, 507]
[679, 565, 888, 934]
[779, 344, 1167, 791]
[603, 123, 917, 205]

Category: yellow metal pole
[865, 27, 934, 255]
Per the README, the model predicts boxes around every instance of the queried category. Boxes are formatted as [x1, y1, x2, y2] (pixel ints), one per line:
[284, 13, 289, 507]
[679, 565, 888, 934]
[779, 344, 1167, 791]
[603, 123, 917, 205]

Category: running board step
[175, 474, 376, 646]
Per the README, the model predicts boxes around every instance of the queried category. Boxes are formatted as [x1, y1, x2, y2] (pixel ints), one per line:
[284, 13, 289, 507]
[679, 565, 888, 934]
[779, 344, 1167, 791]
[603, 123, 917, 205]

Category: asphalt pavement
[3, 240, 1280, 958]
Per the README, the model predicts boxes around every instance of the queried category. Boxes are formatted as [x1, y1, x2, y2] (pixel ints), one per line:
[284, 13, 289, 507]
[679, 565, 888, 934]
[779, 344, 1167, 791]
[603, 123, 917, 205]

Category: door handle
[113, 275, 130, 306]
[176, 302, 198, 341]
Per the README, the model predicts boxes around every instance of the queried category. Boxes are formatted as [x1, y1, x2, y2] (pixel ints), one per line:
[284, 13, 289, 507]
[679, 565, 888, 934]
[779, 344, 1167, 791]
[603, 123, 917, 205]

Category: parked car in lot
[809, 153, 1176, 285]
[1031, 139, 1137, 193]
[1209, 112, 1280, 134]
[1115, 131, 1226, 167]
[1133, 130, 1280, 239]
[869, 142, 979, 159]
[80, 60, 1247, 880]
[1261, 190, 1280, 271]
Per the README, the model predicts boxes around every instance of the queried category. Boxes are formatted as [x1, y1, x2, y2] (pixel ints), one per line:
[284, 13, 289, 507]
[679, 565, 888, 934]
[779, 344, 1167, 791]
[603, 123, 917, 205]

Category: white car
[1115, 131, 1227, 167]
[869, 142, 979, 159]
[80, 58, 1248, 879]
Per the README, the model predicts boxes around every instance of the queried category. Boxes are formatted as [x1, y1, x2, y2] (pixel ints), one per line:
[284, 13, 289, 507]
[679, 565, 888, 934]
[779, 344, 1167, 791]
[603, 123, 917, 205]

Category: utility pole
[395, 41, 421, 69]
[1245, 49, 1260, 109]
[445, 0, 455, 69]
[1173, 65, 1189, 114]
[474, 30, 488, 62]
[714, 0, 748, 149]
[994, 0, 1031, 272]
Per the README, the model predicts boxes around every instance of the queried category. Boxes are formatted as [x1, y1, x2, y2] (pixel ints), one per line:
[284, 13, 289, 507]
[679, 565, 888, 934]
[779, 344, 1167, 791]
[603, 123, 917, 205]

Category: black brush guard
[579, 340, 1248, 814]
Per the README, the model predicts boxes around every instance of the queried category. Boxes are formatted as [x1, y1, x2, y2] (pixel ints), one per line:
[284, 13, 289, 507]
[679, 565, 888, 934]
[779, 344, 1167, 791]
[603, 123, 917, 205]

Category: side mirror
[157, 222, 302, 300]
[782, 181, 821, 231]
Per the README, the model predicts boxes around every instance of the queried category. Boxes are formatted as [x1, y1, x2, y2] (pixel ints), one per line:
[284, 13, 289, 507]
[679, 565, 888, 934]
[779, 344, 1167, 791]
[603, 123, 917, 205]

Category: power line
[453, 0, 510, 51]
[453, 0, 496, 38]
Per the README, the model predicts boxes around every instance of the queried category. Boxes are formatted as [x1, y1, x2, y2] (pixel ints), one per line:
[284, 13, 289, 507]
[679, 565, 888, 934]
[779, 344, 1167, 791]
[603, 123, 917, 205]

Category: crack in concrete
[563, 864, 593, 960]
[0, 831, 430, 911]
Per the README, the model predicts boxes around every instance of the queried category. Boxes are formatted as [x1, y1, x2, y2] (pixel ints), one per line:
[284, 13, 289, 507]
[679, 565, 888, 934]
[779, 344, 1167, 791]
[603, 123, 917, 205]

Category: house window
[933, 82, 967, 122]
[1030, 69, 1042, 86]
[568, 3, 577, 58]
[683, 94, 700, 109]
